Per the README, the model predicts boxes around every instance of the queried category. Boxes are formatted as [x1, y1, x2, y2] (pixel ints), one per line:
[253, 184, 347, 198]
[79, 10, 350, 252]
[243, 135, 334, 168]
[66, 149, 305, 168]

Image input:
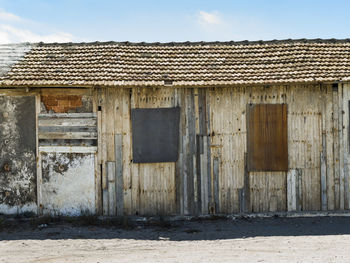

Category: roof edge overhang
[19, 38, 350, 47]
[0, 79, 348, 90]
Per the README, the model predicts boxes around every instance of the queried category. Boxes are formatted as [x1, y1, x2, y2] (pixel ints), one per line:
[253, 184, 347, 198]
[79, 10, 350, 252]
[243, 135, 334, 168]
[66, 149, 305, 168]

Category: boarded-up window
[247, 104, 288, 171]
[131, 107, 180, 163]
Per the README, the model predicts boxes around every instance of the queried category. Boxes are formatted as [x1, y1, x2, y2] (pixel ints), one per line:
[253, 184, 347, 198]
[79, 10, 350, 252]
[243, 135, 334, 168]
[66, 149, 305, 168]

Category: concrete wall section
[41, 152, 96, 216]
[0, 96, 37, 215]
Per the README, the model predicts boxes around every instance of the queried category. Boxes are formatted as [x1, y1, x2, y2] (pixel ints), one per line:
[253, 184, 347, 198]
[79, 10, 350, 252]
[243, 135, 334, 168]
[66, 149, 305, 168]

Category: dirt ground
[0, 216, 350, 263]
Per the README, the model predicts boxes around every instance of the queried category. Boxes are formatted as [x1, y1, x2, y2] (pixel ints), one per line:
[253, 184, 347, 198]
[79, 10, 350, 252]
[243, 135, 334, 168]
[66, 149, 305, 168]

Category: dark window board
[247, 104, 288, 171]
[131, 107, 180, 163]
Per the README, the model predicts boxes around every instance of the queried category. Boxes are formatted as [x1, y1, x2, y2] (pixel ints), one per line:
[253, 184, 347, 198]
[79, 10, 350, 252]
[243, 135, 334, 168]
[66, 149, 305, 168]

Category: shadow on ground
[0, 216, 350, 241]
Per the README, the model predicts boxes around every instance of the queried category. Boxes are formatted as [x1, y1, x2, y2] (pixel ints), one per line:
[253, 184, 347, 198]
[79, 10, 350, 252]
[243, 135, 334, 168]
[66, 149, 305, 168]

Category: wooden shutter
[247, 104, 288, 171]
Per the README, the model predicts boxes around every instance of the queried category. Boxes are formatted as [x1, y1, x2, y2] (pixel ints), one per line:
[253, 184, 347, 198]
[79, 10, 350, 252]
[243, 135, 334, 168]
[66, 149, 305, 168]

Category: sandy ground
[0, 216, 350, 263]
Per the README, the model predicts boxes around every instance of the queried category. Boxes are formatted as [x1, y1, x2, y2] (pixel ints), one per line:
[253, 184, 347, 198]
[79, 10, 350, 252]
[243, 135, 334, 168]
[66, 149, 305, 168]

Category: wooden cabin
[1, 39, 350, 216]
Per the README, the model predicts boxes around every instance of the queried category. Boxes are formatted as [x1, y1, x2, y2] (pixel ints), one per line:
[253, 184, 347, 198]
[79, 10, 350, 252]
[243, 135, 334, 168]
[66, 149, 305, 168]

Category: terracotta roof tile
[1, 39, 350, 87]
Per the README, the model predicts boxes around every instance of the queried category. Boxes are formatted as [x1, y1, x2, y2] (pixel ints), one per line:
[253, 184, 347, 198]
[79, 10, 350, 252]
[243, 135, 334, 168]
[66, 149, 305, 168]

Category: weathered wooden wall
[1, 83, 350, 216]
[210, 85, 328, 213]
[97, 87, 205, 216]
[96, 83, 349, 216]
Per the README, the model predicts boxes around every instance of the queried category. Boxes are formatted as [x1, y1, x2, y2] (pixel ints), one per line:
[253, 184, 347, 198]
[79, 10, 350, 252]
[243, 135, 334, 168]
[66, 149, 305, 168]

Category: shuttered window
[247, 104, 288, 171]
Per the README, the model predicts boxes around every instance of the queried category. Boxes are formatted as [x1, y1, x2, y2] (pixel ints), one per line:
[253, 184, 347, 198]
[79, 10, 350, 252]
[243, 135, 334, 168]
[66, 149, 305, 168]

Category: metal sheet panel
[247, 104, 288, 171]
[131, 107, 180, 163]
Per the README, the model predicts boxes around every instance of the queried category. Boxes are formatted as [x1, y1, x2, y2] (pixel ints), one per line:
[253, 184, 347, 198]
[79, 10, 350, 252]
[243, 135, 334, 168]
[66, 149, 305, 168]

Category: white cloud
[0, 9, 74, 44]
[193, 11, 281, 41]
[0, 10, 22, 22]
[197, 11, 223, 26]
[0, 24, 73, 44]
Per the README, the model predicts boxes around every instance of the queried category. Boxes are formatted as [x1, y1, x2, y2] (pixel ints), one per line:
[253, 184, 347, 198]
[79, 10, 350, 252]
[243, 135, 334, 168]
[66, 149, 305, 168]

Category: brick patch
[41, 95, 83, 113]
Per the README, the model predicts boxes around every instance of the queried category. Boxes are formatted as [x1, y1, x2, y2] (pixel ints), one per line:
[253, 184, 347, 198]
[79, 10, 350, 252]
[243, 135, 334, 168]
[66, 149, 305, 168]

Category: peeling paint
[0, 96, 37, 214]
[41, 152, 95, 216]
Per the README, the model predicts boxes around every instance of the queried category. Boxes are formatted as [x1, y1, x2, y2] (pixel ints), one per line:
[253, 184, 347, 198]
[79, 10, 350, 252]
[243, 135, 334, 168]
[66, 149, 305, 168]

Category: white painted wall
[41, 152, 96, 216]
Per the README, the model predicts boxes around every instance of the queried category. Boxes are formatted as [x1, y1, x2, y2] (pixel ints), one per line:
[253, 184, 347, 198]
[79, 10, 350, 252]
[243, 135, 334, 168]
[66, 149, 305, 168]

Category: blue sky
[0, 0, 349, 43]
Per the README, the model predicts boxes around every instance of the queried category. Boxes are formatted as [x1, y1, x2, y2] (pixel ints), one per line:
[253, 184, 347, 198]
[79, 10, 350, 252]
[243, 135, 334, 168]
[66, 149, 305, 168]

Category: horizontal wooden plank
[39, 126, 97, 133]
[39, 117, 97, 127]
[39, 146, 97, 153]
[39, 113, 97, 118]
[38, 131, 97, 140]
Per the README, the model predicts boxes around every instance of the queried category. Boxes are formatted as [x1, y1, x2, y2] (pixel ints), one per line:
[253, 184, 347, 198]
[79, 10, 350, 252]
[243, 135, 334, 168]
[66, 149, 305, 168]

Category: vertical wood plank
[107, 161, 116, 216]
[122, 89, 132, 215]
[342, 85, 350, 209]
[339, 84, 345, 210]
[287, 169, 297, 211]
[35, 94, 43, 215]
[101, 88, 109, 215]
[321, 135, 328, 211]
[106, 88, 115, 162]
[130, 88, 139, 215]
[201, 135, 209, 214]
[115, 133, 124, 216]
[205, 89, 212, 214]
[93, 88, 102, 215]
[175, 88, 183, 214]
[193, 88, 200, 214]
[297, 169, 303, 211]
[184, 89, 196, 214]
[193, 155, 198, 207]
[326, 85, 335, 210]
[213, 156, 220, 213]
[320, 86, 328, 212]
[333, 85, 340, 210]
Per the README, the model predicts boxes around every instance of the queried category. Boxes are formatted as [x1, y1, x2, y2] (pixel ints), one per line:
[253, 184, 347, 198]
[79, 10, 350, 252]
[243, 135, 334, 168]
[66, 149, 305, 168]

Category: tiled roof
[1, 39, 350, 87]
